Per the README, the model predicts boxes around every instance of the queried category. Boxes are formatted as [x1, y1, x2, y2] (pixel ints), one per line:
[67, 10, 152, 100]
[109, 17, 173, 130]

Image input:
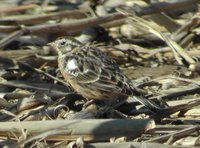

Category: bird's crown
[49, 36, 83, 54]
[55, 36, 82, 47]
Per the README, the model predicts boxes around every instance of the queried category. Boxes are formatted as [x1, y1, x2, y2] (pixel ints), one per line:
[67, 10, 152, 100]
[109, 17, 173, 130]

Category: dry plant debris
[0, 0, 200, 147]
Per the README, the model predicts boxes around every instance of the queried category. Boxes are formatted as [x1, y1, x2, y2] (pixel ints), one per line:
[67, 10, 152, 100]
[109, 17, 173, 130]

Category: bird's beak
[47, 42, 56, 48]
[47, 42, 58, 51]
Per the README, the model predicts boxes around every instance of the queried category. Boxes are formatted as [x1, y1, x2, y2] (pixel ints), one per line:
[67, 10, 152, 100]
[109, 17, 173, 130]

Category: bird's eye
[60, 40, 66, 46]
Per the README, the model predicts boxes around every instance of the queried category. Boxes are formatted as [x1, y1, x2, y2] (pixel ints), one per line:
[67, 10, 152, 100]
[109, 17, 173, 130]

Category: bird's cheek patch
[66, 59, 78, 71]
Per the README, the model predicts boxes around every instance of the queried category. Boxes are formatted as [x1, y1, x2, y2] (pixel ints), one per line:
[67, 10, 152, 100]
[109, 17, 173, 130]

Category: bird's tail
[133, 95, 165, 113]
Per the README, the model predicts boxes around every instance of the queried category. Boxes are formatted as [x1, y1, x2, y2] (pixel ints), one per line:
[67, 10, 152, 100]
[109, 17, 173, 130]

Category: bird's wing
[63, 46, 132, 93]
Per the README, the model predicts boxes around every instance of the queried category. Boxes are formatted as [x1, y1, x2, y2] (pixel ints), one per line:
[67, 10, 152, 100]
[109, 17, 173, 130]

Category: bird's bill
[47, 42, 58, 51]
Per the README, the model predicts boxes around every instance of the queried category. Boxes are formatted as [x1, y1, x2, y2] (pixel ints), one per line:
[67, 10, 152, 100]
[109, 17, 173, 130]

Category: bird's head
[48, 37, 82, 55]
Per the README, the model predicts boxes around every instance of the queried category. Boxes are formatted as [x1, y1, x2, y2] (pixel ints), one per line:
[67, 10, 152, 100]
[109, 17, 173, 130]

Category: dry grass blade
[117, 8, 197, 69]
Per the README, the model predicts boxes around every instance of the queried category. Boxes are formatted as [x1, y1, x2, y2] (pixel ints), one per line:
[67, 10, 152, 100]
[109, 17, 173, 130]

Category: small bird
[49, 37, 164, 112]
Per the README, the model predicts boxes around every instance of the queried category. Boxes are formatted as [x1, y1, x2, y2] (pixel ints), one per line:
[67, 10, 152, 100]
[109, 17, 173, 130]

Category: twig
[0, 29, 27, 49]
[146, 126, 199, 144]
[131, 0, 197, 16]
[0, 4, 36, 14]
[0, 119, 155, 141]
[151, 86, 200, 100]
[0, 10, 87, 25]
[172, 15, 200, 42]
[169, 75, 200, 86]
[151, 98, 200, 119]
[27, 12, 124, 33]
[0, 0, 197, 33]
[86, 141, 197, 148]
[0, 25, 19, 33]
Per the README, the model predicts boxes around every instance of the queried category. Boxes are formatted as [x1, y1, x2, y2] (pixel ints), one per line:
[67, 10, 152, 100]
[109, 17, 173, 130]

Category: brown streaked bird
[49, 37, 164, 112]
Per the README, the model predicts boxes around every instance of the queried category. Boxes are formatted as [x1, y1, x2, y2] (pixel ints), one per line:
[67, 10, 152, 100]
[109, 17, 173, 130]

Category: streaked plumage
[49, 37, 163, 112]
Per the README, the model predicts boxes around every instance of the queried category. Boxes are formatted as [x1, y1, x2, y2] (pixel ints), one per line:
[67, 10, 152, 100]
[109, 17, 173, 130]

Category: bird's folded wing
[66, 55, 134, 94]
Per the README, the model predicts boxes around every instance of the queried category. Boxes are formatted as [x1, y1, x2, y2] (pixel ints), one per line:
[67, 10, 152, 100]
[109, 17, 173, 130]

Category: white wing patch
[66, 59, 78, 71]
